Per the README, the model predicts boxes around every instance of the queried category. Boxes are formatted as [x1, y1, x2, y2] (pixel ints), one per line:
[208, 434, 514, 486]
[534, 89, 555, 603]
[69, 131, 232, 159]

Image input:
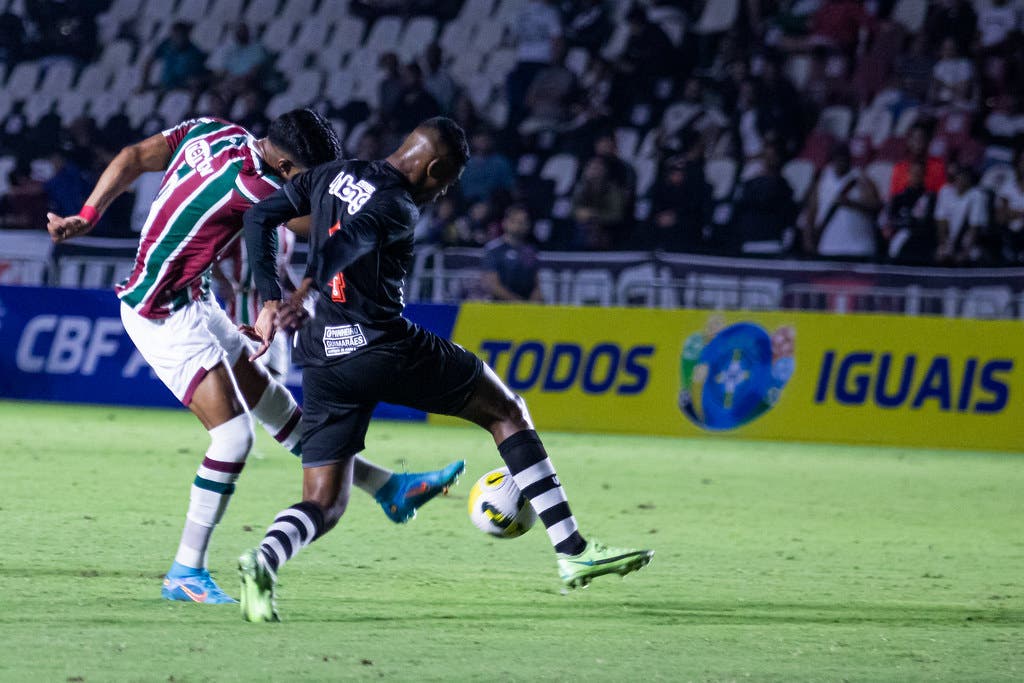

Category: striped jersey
[116, 117, 284, 319]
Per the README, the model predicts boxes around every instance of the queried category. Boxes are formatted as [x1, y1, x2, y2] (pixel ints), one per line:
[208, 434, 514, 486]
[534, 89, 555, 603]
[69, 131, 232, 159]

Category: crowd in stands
[4, 0, 1024, 277]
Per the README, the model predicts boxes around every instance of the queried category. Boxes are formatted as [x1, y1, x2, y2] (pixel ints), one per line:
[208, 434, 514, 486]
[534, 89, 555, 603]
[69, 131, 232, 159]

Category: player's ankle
[167, 560, 205, 578]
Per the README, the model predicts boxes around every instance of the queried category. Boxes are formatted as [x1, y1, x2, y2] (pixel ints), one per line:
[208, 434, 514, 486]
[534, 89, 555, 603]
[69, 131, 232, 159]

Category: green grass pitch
[0, 400, 1021, 682]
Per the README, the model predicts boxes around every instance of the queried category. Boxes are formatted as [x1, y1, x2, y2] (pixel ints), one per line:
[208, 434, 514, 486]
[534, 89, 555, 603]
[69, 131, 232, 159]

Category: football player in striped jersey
[45, 110, 464, 604]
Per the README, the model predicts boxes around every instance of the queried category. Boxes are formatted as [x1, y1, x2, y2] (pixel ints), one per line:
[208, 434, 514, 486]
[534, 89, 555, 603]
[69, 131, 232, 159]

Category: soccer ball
[467, 467, 537, 538]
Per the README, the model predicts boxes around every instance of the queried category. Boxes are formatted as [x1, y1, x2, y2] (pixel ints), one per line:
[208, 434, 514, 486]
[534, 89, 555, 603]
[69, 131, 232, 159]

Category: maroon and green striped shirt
[116, 117, 283, 319]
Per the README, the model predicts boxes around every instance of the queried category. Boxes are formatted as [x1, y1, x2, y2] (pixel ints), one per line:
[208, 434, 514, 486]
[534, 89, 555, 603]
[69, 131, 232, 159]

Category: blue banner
[0, 285, 457, 421]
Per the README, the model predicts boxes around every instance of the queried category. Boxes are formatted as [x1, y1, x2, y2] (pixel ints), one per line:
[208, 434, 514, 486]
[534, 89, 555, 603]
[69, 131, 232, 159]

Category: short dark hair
[268, 108, 342, 170]
[419, 116, 470, 168]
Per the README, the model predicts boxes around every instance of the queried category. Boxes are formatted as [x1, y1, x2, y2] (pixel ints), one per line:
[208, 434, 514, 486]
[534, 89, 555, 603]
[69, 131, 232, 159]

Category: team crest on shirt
[329, 172, 376, 215]
[323, 323, 367, 357]
[183, 139, 215, 177]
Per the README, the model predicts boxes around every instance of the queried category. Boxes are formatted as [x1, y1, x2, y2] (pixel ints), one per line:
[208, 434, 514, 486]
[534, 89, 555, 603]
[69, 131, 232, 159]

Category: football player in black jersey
[238, 117, 652, 622]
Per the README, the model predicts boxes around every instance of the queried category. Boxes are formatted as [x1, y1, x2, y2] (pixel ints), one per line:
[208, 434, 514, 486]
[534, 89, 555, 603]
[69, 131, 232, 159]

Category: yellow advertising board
[434, 303, 1023, 452]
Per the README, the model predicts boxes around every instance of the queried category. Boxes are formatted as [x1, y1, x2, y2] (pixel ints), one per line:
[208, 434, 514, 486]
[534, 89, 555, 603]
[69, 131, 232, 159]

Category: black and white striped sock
[257, 501, 325, 575]
[498, 430, 587, 556]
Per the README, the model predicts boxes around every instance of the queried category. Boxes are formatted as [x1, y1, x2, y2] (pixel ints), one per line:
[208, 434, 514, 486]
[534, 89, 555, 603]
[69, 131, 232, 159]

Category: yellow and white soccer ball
[467, 467, 537, 538]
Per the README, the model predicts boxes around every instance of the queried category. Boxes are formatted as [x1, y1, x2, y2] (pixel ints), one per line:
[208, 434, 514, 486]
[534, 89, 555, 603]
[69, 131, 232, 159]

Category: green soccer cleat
[557, 540, 654, 589]
[237, 548, 279, 623]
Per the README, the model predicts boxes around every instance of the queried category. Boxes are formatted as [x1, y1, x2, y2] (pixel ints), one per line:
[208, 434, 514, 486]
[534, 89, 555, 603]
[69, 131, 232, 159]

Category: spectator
[884, 160, 938, 264]
[481, 204, 542, 302]
[42, 150, 90, 219]
[208, 23, 271, 102]
[0, 11, 25, 65]
[571, 156, 628, 249]
[935, 163, 988, 264]
[0, 159, 47, 230]
[422, 43, 459, 116]
[731, 143, 797, 255]
[392, 62, 441, 136]
[995, 149, 1024, 261]
[733, 79, 765, 161]
[890, 123, 947, 196]
[804, 145, 881, 259]
[930, 37, 975, 109]
[459, 129, 516, 205]
[520, 39, 578, 135]
[894, 34, 934, 104]
[644, 154, 712, 253]
[756, 55, 803, 157]
[25, 0, 99, 62]
[809, 0, 871, 58]
[977, 0, 1020, 53]
[141, 22, 207, 92]
[925, 0, 978, 54]
[377, 52, 404, 122]
[614, 3, 677, 98]
[507, 0, 562, 128]
[593, 132, 635, 199]
[416, 196, 460, 246]
[563, 0, 612, 52]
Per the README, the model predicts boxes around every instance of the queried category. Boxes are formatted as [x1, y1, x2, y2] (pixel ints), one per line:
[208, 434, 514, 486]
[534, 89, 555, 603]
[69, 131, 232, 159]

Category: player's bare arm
[46, 133, 173, 243]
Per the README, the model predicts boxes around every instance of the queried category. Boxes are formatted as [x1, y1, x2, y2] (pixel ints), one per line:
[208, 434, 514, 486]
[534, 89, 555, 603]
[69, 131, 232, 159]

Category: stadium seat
[244, 0, 280, 26]
[460, 0, 495, 24]
[865, 160, 896, 202]
[88, 93, 124, 127]
[981, 164, 1014, 192]
[472, 18, 504, 53]
[24, 94, 52, 126]
[127, 91, 158, 128]
[260, 19, 297, 52]
[853, 106, 893, 148]
[661, 102, 702, 135]
[109, 65, 144, 99]
[332, 17, 367, 55]
[633, 158, 657, 197]
[207, 0, 244, 23]
[345, 120, 370, 155]
[266, 92, 301, 119]
[56, 96, 87, 124]
[540, 154, 579, 197]
[693, 0, 739, 34]
[439, 20, 472, 55]
[600, 23, 630, 60]
[782, 158, 816, 203]
[799, 129, 838, 168]
[818, 105, 853, 141]
[295, 17, 332, 53]
[398, 17, 439, 62]
[36, 61, 76, 99]
[190, 17, 224, 50]
[705, 158, 737, 201]
[325, 71, 356, 107]
[4, 62, 42, 101]
[565, 47, 589, 78]
[784, 54, 812, 92]
[0, 156, 15, 197]
[100, 39, 135, 69]
[363, 16, 403, 59]
[615, 127, 640, 163]
[177, 0, 210, 21]
[893, 107, 919, 137]
[647, 5, 687, 46]
[158, 90, 193, 126]
[483, 48, 516, 84]
[892, 0, 927, 34]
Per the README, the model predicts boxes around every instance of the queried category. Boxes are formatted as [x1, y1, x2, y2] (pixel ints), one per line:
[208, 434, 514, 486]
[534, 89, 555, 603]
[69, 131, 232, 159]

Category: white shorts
[120, 297, 252, 405]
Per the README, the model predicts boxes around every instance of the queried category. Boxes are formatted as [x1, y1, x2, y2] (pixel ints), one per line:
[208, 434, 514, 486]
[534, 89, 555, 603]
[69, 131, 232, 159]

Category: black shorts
[299, 324, 483, 468]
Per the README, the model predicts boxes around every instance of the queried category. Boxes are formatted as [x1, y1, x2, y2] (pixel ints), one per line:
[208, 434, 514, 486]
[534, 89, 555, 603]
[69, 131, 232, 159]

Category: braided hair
[268, 108, 342, 170]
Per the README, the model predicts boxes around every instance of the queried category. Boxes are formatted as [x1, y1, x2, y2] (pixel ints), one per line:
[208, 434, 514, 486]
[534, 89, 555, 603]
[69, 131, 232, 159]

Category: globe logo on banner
[679, 319, 795, 431]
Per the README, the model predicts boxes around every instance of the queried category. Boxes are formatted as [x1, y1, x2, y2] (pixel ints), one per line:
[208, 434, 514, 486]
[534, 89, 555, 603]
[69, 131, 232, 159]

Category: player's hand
[275, 298, 309, 333]
[248, 302, 279, 361]
[275, 279, 312, 333]
[46, 213, 90, 243]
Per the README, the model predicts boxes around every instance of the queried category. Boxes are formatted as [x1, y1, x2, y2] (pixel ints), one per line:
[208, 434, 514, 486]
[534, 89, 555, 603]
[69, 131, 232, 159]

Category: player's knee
[208, 412, 255, 461]
[497, 393, 532, 431]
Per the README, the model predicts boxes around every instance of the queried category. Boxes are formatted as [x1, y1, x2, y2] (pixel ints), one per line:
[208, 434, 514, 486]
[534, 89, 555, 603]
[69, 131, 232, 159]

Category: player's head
[264, 108, 342, 179]
[387, 116, 470, 205]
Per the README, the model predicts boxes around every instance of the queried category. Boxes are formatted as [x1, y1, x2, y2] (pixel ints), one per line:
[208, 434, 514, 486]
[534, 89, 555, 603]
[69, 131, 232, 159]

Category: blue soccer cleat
[375, 460, 466, 523]
[162, 563, 237, 604]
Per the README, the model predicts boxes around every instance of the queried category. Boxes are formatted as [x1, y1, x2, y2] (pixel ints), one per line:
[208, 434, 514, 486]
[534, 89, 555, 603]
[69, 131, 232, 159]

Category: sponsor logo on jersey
[183, 139, 215, 177]
[322, 323, 367, 357]
[328, 172, 376, 215]
[678, 319, 795, 431]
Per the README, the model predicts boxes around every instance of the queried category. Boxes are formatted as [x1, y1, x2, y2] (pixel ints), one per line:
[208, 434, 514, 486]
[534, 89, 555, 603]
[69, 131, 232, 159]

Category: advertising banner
[440, 303, 1023, 452]
[0, 285, 454, 421]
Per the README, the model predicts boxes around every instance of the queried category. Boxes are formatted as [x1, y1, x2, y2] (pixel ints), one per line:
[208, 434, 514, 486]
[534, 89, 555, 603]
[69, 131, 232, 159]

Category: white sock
[173, 413, 254, 568]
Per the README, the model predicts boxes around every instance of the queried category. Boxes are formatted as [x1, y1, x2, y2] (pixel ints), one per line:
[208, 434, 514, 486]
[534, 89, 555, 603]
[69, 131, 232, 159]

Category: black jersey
[244, 159, 421, 367]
